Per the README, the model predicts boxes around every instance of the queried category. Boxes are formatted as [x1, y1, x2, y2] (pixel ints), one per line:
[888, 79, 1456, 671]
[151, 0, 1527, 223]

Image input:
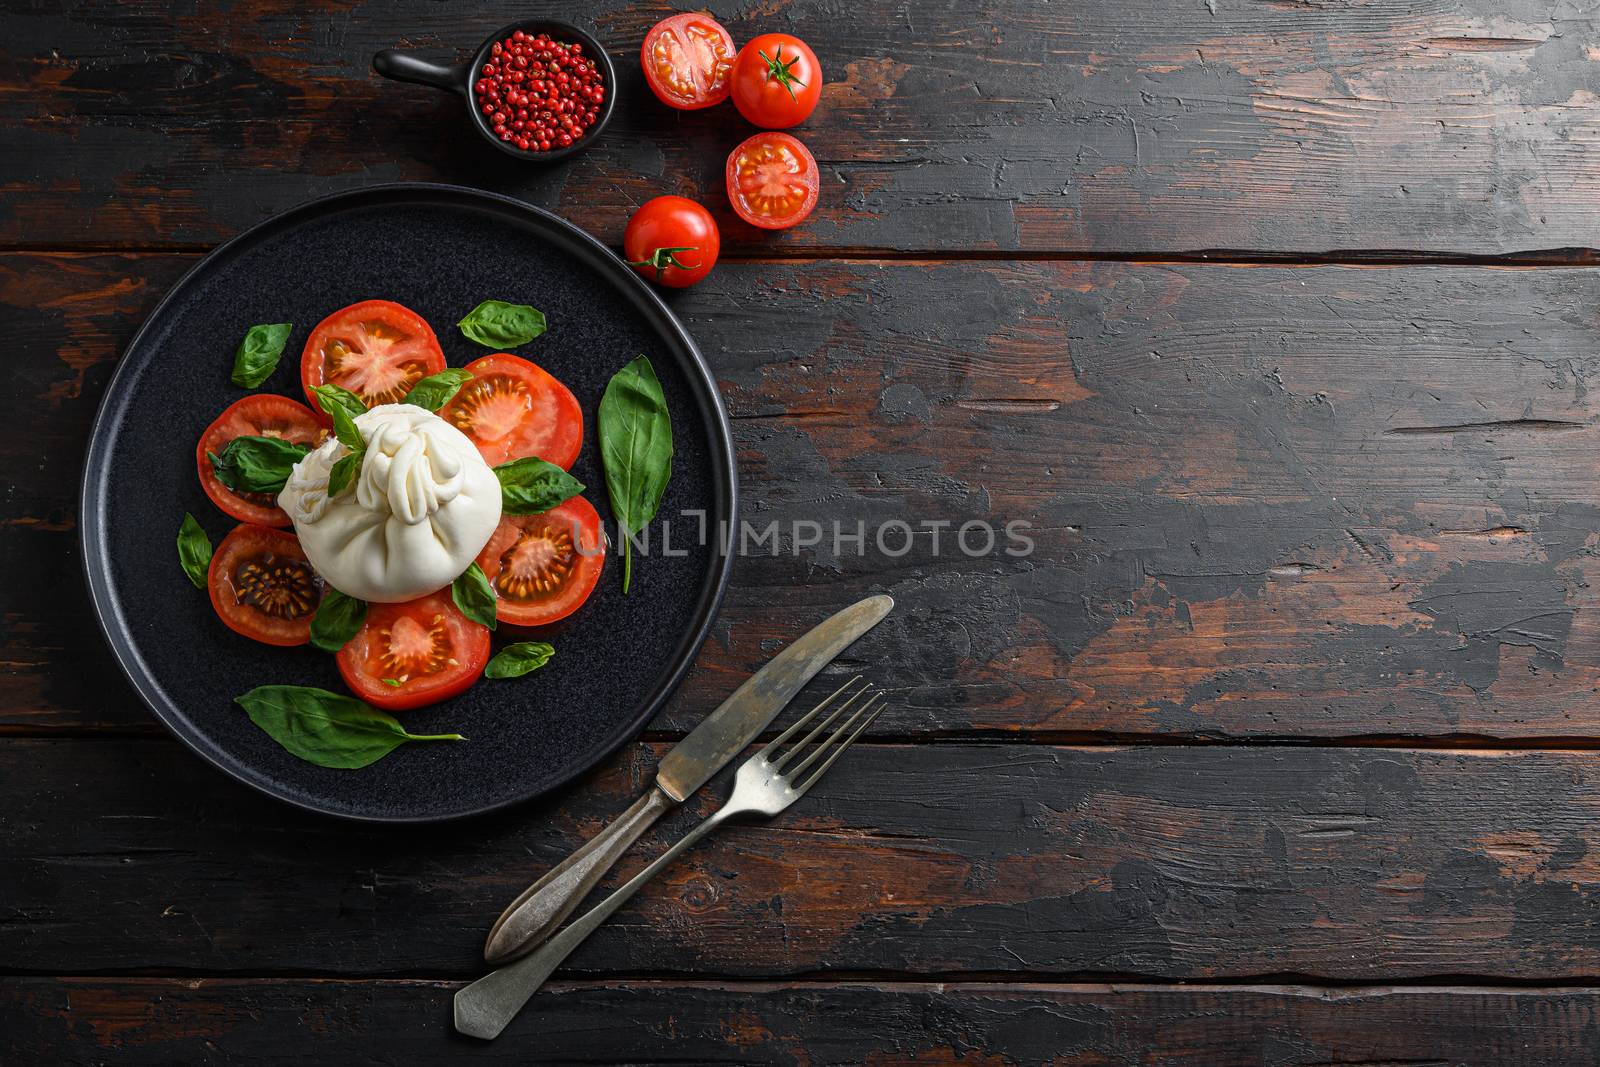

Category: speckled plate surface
[80, 184, 737, 823]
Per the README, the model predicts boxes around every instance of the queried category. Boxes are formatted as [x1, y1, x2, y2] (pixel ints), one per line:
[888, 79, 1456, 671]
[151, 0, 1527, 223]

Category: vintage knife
[482, 593, 894, 965]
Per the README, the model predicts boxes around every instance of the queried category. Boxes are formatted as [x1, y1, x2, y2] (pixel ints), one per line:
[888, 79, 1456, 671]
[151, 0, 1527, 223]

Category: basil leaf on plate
[176, 512, 213, 590]
[485, 641, 555, 680]
[230, 322, 292, 388]
[327, 451, 362, 498]
[458, 300, 546, 348]
[452, 562, 498, 630]
[208, 435, 311, 495]
[598, 355, 673, 594]
[494, 456, 584, 515]
[403, 369, 473, 411]
[312, 383, 367, 421]
[309, 589, 366, 653]
[236, 685, 464, 769]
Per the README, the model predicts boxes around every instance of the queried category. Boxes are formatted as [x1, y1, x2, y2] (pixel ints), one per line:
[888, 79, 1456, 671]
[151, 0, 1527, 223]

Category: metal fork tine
[788, 693, 885, 786]
[770, 685, 872, 771]
[758, 676, 863, 759]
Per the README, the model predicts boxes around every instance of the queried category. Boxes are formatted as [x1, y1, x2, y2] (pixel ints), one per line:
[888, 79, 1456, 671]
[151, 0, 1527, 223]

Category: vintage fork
[453, 680, 888, 1040]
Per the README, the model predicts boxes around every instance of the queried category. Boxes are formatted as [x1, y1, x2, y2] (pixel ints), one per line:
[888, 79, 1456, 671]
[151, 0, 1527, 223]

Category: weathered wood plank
[4, 0, 1598, 254]
[9, 253, 1600, 739]
[7, 738, 1600, 979]
[7, 977, 1600, 1066]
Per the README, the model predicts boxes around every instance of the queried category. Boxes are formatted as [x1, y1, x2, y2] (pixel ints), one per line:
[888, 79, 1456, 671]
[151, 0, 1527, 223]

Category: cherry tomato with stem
[730, 33, 821, 128]
[624, 196, 720, 288]
[726, 131, 820, 230]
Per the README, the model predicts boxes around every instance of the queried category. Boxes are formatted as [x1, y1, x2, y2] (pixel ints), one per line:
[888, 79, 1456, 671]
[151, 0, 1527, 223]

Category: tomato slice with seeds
[726, 131, 820, 230]
[300, 300, 446, 413]
[475, 496, 605, 627]
[196, 395, 325, 527]
[439, 353, 583, 469]
[336, 590, 490, 711]
[641, 12, 737, 110]
[208, 524, 323, 646]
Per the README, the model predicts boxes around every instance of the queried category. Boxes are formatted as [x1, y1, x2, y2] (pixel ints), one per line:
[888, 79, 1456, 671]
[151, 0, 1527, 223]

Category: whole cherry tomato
[729, 33, 821, 129]
[623, 196, 721, 287]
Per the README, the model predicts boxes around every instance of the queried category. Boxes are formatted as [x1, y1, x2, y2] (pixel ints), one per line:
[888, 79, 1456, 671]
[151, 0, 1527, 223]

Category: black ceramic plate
[81, 184, 736, 823]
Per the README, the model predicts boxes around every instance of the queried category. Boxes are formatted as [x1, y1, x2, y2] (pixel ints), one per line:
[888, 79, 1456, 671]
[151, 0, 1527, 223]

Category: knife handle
[483, 785, 673, 965]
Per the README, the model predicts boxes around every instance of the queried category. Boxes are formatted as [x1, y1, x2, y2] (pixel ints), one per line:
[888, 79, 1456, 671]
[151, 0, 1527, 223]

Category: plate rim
[78, 182, 739, 825]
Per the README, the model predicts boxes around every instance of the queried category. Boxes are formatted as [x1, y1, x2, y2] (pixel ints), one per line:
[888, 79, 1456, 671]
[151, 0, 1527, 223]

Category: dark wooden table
[7, 1, 1600, 1063]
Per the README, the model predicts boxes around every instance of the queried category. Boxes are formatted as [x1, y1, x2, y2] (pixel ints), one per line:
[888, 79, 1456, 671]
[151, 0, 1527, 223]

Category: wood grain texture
[9, 737, 1600, 980]
[8, 977, 1600, 1066]
[5, 0, 1599, 255]
[10, 253, 1600, 740]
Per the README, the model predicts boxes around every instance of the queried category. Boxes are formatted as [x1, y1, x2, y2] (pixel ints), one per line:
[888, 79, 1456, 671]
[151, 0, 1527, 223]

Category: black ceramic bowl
[374, 19, 617, 162]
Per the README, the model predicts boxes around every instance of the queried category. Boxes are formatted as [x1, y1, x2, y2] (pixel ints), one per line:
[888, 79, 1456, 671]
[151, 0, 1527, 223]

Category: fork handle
[455, 808, 734, 1040]
[484, 785, 674, 965]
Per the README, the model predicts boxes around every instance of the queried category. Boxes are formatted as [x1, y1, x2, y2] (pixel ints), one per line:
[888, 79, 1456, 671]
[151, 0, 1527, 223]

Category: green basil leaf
[235, 685, 464, 769]
[230, 322, 292, 388]
[313, 383, 367, 421]
[327, 450, 363, 498]
[313, 389, 364, 452]
[451, 562, 497, 631]
[176, 512, 213, 590]
[485, 641, 555, 680]
[493, 456, 585, 514]
[403, 368, 474, 411]
[457, 300, 547, 348]
[309, 589, 367, 653]
[598, 355, 673, 594]
[208, 435, 311, 495]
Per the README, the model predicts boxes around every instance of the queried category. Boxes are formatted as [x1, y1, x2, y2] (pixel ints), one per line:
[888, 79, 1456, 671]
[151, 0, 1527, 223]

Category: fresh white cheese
[280, 404, 502, 603]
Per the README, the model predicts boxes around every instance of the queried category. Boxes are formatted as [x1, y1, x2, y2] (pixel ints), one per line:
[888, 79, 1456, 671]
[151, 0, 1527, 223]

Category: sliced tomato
[196, 395, 325, 527]
[300, 299, 446, 413]
[475, 496, 605, 627]
[208, 524, 322, 646]
[641, 12, 737, 110]
[726, 131, 820, 230]
[439, 353, 583, 469]
[336, 590, 490, 710]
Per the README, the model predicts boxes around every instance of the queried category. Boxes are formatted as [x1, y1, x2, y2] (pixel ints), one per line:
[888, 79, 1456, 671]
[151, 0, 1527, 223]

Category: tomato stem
[628, 245, 701, 283]
[759, 46, 805, 102]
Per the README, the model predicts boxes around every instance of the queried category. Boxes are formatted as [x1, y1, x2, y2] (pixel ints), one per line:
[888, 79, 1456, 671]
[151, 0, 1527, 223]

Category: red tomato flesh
[337, 590, 490, 710]
[300, 299, 445, 413]
[439, 353, 583, 469]
[476, 496, 605, 628]
[641, 13, 737, 110]
[208, 524, 323, 646]
[726, 132, 820, 230]
[196, 395, 325, 527]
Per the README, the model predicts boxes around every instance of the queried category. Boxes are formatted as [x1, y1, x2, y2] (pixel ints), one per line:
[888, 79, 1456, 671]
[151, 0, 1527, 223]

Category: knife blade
[482, 593, 894, 964]
[654, 592, 893, 801]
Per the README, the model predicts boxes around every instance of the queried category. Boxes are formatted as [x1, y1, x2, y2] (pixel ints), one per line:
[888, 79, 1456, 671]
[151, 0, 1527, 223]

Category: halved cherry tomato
[336, 590, 490, 711]
[624, 196, 720, 289]
[726, 132, 820, 230]
[438, 353, 583, 469]
[730, 33, 821, 129]
[475, 496, 605, 627]
[641, 13, 737, 110]
[196, 395, 325, 527]
[208, 524, 323, 646]
[300, 299, 445, 413]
